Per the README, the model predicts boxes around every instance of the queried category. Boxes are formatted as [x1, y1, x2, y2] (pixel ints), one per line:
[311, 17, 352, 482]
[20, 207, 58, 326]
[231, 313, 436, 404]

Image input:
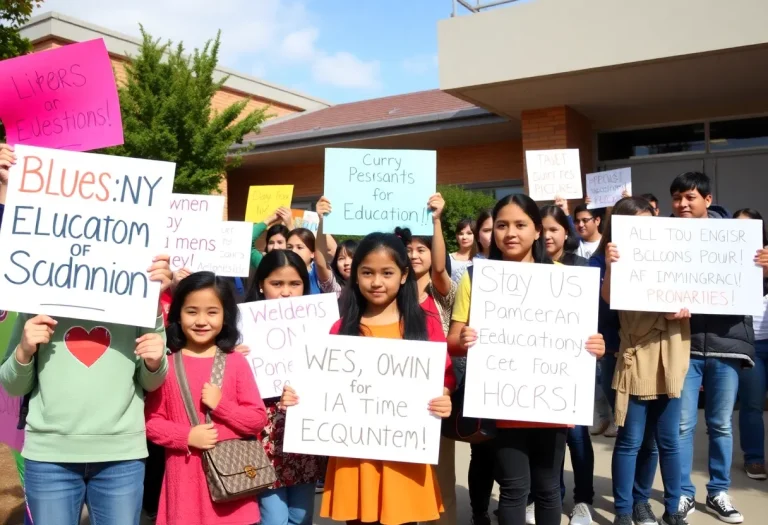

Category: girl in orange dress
[281, 232, 456, 525]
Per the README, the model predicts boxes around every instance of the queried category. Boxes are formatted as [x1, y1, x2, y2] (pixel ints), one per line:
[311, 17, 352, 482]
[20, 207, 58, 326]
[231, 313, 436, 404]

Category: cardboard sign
[463, 259, 599, 426]
[291, 209, 320, 233]
[525, 149, 582, 201]
[245, 185, 293, 223]
[0, 145, 176, 328]
[609, 216, 764, 315]
[238, 294, 340, 398]
[0, 310, 24, 451]
[0, 39, 123, 151]
[283, 334, 446, 464]
[586, 168, 632, 209]
[167, 221, 252, 277]
[167, 194, 225, 233]
[323, 148, 437, 235]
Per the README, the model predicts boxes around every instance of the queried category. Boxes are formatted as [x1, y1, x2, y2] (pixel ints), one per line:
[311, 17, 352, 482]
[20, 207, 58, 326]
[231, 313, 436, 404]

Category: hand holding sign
[148, 254, 173, 293]
[0, 144, 15, 185]
[19, 315, 58, 362]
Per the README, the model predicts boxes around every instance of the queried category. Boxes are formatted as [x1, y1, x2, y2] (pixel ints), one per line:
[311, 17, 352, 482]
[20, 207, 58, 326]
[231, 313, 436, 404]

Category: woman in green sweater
[0, 254, 173, 525]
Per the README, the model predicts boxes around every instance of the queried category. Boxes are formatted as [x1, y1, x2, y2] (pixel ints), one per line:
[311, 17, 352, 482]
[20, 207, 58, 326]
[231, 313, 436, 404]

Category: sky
[32, 0, 477, 104]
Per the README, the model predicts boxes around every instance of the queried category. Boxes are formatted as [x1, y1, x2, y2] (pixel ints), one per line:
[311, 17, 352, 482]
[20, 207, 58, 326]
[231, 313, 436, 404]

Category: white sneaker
[569, 503, 594, 525]
[525, 502, 536, 525]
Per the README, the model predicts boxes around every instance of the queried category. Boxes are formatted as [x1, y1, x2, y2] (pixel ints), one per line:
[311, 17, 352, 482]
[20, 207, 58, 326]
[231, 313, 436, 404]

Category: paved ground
[3, 411, 767, 525]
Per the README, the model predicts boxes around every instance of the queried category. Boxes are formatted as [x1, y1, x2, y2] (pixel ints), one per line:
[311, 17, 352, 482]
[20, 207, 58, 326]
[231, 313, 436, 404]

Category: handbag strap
[173, 349, 228, 427]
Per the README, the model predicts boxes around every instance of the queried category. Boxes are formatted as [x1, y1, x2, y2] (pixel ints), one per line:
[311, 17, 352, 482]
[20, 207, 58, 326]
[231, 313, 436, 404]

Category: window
[493, 186, 526, 200]
[710, 116, 768, 151]
[598, 123, 706, 161]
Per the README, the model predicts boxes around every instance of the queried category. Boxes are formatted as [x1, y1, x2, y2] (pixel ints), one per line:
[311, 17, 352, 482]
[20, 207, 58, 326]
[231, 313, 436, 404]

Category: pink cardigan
[145, 351, 267, 525]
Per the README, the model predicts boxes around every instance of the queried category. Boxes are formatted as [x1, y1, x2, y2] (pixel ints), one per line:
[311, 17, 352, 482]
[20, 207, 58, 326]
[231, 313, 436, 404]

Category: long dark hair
[595, 196, 656, 256]
[331, 239, 359, 285]
[338, 232, 429, 341]
[166, 271, 241, 352]
[265, 224, 290, 250]
[540, 204, 579, 254]
[734, 208, 768, 247]
[474, 209, 492, 255]
[489, 194, 551, 264]
[245, 249, 310, 302]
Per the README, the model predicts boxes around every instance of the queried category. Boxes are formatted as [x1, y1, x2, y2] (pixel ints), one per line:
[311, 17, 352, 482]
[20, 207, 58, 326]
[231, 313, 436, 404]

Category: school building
[227, 0, 768, 221]
[22, 3, 768, 221]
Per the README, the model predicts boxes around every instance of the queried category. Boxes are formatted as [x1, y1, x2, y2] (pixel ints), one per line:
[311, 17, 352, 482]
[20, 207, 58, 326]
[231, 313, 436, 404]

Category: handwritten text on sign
[0, 311, 24, 451]
[238, 294, 340, 398]
[168, 221, 252, 277]
[283, 335, 445, 464]
[0, 39, 123, 151]
[245, 185, 293, 224]
[464, 259, 599, 426]
[525, 149, 583, 201]
[323, 148, 437, 236]
[0, 145, 176, 328]
[167, 194, 224, 234]
[586, 168, 632, 209]
[609, 216, 764, 315]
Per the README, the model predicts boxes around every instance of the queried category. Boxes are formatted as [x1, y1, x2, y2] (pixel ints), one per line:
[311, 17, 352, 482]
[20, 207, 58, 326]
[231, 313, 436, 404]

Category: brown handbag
[174, 349, 277, 503]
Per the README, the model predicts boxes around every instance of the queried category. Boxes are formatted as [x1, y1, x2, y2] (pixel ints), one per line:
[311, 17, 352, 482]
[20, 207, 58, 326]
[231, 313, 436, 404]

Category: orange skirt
[320, 457, 444, 525]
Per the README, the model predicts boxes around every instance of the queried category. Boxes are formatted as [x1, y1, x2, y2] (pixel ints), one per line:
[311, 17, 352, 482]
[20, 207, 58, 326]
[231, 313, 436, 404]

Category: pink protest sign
[0, 387, 24, 451]
[0, 38, 123, 152]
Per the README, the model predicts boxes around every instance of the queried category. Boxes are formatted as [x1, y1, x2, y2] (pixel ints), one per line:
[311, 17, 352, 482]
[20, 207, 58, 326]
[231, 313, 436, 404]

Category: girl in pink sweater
[145, 271, 268, 525]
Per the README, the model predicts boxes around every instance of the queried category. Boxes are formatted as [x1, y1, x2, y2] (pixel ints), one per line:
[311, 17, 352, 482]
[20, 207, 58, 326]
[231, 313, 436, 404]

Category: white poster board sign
[464, 259, 599, 426]
[283, 334, 446, 464]
[610, 216, 764, 315]
[167, 194, 225, 233]
[525, 149, 582, 201]
[586, 168, 631, 209]
[0, 145, 175, 328]
[238, 294, 340, 398]
[167, 221, 252, 277]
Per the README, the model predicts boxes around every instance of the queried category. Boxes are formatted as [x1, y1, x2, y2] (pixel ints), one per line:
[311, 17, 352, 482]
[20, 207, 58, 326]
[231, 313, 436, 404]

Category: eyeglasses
[574, 218, 596, 225]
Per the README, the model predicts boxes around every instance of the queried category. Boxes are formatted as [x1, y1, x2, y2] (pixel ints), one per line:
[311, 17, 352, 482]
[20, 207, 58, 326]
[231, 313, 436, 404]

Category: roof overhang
[230, 109, 518, 167]
[438, 0, 768, 129]
[21, 11, 332, 112]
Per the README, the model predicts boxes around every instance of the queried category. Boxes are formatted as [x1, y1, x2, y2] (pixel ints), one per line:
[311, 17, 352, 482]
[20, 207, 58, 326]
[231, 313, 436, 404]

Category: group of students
[0, 139, 767, 525]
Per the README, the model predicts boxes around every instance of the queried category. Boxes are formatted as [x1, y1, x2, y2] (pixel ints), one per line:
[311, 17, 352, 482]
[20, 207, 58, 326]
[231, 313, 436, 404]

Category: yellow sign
[245, 185, 294, 223]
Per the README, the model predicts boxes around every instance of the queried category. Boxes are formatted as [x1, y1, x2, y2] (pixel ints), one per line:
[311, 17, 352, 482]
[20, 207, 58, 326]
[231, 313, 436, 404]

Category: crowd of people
[1, 140, 767, 525]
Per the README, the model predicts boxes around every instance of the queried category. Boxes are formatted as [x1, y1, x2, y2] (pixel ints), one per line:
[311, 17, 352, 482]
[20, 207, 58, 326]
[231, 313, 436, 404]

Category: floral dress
[261, 398, 327, 487]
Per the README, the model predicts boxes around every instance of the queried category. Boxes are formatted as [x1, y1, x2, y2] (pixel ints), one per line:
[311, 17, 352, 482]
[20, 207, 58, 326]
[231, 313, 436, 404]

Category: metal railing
[451, 0, 522, 16]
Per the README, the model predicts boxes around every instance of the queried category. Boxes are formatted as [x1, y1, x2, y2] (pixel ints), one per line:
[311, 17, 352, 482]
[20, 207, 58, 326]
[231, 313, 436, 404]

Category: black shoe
[472, 513, 492, 525]
[705, 492, 744, 523]
[632, 501, 657, 525]
[662, 512, 688, 525]
[678, 496, 695, 517]
[613, 514, 633, 525]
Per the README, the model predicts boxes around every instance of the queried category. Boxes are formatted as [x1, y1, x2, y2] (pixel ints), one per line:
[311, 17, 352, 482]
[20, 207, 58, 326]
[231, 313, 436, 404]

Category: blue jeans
[600, 353, 658, 504]
[25, 459, 145, 525]
[259, 483, 316, 525]
[613, 396, 682, 516]
[680, 355, 740, 498]
[738, 341, 768, 465]
[560, 426, 594, 505]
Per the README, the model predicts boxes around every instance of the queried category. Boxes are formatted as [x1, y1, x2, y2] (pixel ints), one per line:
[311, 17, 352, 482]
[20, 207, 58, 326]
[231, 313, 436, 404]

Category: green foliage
[0, 0, 40, 61]
[0, 0, 42, 140]
[102, 27, 268, 195]
[438, 184, 496, 253]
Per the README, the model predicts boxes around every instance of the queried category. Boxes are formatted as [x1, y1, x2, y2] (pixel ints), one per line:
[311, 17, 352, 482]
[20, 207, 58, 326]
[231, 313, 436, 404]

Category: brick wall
[225, 139, 524, 220]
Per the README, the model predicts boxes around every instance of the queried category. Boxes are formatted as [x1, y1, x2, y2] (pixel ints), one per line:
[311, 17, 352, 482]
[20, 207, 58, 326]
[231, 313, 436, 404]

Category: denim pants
[259, 483, 316, 525]
[739, 341, 768, 465]
[25, 459, 145, 525]
[612, 396, 682, 516]
[679, 355, 740, 498]
[600, 352, 658, 504]
[560, 425, 594, 505]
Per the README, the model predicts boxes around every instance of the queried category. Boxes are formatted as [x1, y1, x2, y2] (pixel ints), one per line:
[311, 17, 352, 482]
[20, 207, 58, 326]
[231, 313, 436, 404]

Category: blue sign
[322, 148, 437, 236]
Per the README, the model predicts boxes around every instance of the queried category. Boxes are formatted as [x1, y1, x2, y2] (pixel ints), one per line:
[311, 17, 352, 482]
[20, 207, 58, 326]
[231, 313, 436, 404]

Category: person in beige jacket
[600, 197, 691, 525]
